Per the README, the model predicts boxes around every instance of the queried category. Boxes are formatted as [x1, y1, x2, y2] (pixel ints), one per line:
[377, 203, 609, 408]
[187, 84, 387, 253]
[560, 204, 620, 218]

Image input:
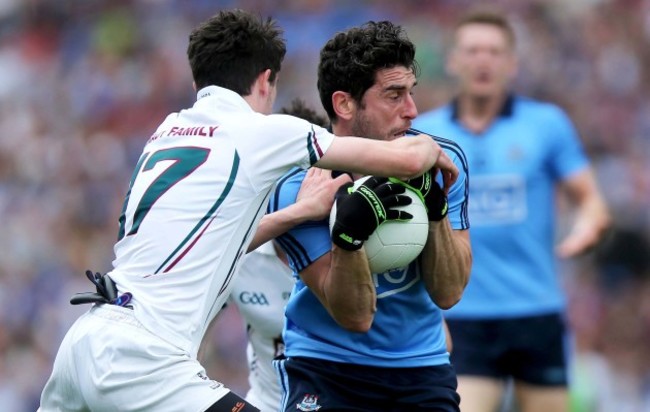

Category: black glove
[70, 270, 132, 307]
[398, 169, 448, 221]
[331, 176, 413, 251]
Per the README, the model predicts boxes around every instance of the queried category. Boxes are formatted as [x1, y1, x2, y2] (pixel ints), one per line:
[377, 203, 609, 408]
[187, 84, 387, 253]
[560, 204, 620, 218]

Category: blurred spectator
[0, 1, 648, 410]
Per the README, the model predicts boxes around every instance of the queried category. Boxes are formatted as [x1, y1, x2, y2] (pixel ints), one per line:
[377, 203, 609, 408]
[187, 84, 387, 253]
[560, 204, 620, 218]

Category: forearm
[573, 194, 610, 240]
[317, 135, 443, 180]
[248, 202, 314, 252]
[420, 220, 472, 309]
[321, 246, 376, 332]
[557, 169, 611, 257]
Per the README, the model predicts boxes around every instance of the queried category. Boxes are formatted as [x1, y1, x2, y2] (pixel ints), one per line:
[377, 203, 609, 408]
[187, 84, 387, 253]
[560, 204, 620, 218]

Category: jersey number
[117, 147, 210, 240]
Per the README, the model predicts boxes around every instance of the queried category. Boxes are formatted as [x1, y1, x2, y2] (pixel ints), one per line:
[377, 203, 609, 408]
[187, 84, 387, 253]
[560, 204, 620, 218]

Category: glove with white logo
[398, 169, 448, 222]
[331, 177, 413, 251]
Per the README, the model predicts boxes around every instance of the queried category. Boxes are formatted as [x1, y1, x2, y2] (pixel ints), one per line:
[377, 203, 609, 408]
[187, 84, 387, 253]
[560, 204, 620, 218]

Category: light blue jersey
[270, 135, 469, 368]
[414, 95, 588, 319]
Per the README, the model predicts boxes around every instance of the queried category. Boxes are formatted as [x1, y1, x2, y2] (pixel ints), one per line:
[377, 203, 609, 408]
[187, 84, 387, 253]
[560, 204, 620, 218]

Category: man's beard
[350, 111, 382, 141]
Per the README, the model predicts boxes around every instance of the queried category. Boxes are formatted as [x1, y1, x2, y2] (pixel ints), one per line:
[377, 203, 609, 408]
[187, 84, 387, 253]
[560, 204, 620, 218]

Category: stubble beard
[350, 110, 383, 141]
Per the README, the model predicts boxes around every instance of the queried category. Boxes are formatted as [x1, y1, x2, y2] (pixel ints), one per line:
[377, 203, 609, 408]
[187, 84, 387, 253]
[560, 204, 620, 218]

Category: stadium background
[0, 0, 648, 410]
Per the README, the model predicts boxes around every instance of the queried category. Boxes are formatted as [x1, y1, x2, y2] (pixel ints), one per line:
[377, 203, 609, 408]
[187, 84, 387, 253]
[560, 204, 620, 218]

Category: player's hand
[331, 177, 413, 251]
[556, 221, 604, 258]
[296, 168, 352, 221]
[434, 151, 458, 194]
[411, 133, 458, 192]
[399, 169, 448, 222]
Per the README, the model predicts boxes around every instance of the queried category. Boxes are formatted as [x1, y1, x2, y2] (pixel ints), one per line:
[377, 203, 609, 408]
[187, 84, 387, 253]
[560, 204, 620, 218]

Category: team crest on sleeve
[297, 394, 322, 411]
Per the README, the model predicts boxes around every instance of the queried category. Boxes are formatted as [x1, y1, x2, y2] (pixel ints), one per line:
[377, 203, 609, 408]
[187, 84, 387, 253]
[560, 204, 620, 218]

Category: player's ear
[331, 91, 356, 121]
[255, 69, 272, 97]
[245, 69, 274, 114]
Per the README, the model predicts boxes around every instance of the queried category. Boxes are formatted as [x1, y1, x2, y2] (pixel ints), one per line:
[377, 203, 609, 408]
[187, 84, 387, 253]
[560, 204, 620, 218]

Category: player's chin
[389, 130, 407, 140]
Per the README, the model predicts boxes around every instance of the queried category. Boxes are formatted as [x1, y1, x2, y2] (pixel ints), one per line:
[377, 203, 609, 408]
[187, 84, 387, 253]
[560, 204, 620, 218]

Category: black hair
[279, 98, 329, 127]
[317, 21, 418, 121]
[187, 9, 286, 94]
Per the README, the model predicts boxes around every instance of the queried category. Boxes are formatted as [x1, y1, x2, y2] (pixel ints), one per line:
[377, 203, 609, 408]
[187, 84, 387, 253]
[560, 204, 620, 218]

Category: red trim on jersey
[312, 131, 324, 158]
[163, 213, 219, 273]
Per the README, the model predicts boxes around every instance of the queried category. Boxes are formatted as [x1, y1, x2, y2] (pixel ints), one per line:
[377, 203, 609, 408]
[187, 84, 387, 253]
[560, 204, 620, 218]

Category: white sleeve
[236, 113, 335, 187]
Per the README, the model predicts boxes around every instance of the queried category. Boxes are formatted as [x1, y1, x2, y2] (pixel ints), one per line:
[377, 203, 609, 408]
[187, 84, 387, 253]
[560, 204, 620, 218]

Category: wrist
[331, 224, 365, 251]
[292, 200, 319, 222]
[332, 233, 364, 251]
[428, 202, 448, 221]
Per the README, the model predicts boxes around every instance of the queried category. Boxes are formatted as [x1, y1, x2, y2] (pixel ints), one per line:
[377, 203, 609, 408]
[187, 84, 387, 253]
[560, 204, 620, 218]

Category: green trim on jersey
[118, 153, 150, 241]
[154, 151, 241, 274]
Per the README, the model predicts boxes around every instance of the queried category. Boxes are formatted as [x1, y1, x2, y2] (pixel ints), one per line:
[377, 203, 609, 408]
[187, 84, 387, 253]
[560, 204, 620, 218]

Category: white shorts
[39, 304, 231, 412]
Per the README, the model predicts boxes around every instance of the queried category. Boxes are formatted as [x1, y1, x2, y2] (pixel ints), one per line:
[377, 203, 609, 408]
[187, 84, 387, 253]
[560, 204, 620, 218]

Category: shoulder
[276, 167, 307, 189]
[268, 168, 307, 213]
[514, 95, 571, 122]
[263, 113, 316, 132]
[408, 128, 468, 169]
[514, 96, 580, 145]
[217, 112, 314, 138]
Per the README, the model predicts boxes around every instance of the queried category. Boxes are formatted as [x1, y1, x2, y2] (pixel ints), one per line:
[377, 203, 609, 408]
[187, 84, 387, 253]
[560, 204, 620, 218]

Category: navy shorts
[446, 312, 568, 386]
[274, 356, 460, 411]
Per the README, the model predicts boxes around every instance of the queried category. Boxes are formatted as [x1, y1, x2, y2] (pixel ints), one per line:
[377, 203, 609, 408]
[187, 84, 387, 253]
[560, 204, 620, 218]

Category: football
[330, 176, 429, 273]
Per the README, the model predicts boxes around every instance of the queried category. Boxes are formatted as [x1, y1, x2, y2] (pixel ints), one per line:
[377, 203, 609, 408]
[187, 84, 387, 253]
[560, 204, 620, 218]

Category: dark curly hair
[187, 9, 286, 94]
[317, 21, 419, 121]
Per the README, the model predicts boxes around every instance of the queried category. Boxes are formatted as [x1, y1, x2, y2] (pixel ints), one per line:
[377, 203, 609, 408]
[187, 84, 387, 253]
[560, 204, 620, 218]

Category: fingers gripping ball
[330, 177, 413, 251]
[397, 169, 448, 222]
[330, 176, 429, 273]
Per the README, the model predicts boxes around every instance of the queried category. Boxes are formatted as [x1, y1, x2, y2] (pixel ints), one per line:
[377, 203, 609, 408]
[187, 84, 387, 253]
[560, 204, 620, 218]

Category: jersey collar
[196, 85, 253, 112]
[450, 93, 515, 122]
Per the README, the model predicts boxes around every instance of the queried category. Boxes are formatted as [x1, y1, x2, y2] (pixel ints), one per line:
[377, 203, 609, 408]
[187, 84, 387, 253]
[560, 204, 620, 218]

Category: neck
[331, 122, 349, 138]
[331, 122, 362, 180]
[457, 93, 507, 134]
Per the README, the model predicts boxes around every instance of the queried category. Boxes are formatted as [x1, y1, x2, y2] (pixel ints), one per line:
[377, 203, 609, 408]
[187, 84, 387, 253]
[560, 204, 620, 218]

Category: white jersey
[230, 241, 294, 412]
[109, 86, 334, 357]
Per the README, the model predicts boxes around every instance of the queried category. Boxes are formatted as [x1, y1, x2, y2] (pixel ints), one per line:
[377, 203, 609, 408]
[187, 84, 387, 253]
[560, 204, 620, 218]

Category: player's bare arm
[317, 134, 459, 182]
[402, 168, 471, 309]
[298, 247, 376, 332]
[296, 177, 411, 332]
[420, 224, 472, 309]
[556, 168, 611, 258]
[249, 169, 350, 252]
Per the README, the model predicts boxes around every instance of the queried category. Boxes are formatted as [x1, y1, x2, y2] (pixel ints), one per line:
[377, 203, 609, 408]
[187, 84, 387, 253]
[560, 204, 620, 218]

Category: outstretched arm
[556, 168, 611, 258]
[249, 169, 351, 252]
[316, 134, 459, 187]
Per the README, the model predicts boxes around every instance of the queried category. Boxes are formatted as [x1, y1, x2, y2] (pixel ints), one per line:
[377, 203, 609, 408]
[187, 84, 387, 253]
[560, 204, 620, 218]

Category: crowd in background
[0, 0, 648, 410]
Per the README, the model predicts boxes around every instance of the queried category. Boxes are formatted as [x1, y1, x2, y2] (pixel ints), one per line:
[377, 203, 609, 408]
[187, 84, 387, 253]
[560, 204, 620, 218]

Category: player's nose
[403, 94, 418, 119]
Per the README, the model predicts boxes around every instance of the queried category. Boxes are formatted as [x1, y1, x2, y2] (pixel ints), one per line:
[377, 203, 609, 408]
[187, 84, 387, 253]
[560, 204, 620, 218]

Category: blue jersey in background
[414, 95, 588, 319]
